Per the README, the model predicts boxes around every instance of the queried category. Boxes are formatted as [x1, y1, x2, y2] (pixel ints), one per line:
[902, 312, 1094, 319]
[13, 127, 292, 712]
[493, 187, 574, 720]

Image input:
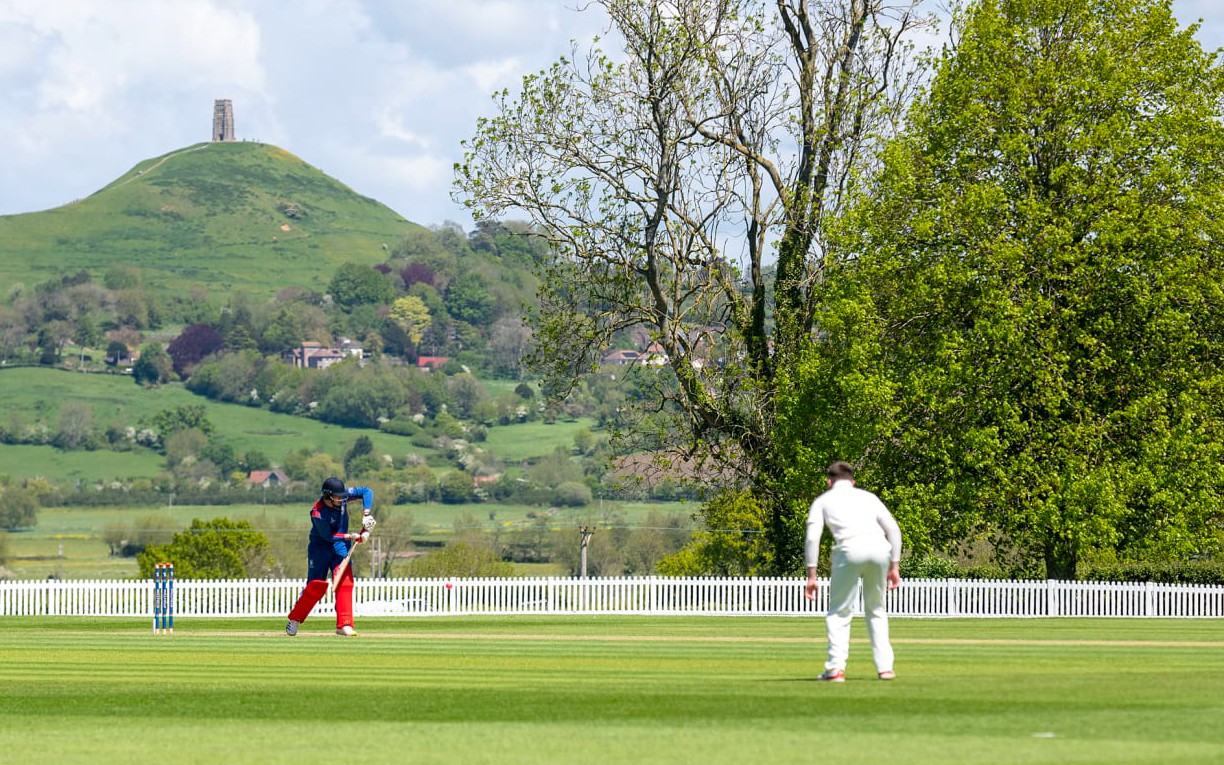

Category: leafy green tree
[106, 341, 130, 365]
[186, 350, 263, 404]
[457, 0, 928, 573]
[344, 435, 380, 476]
[403, 535, 514, 578]
[443, 272, 496, 326]
[103, 264, 143, 290]
[314, 367, 410, 428]
[553, 481, 593, 507]
[73, 315, 102, 364]
[53, 402, 97, 450]
[259, 302, 330, 356]
[242, 450, 271, 472]
[302, 452, 345, 488]
[656, 490, 769, 576]
[388, 295, 432, 345]
[137, 518, 274, 579]
[131, 343, 174, 386]
[528, 447, 585, 489]
[149, 405, 215, 442]
[328, 262, 395, 312]
[0, 483, 38, 530]
[439, 471, 476, 504]
[819, 0, 1224, 577]
[445, 373, 486, 420]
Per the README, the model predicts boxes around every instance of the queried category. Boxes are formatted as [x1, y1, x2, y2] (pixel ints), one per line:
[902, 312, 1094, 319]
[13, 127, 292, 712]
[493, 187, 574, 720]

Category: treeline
[0, 219, 547, 378]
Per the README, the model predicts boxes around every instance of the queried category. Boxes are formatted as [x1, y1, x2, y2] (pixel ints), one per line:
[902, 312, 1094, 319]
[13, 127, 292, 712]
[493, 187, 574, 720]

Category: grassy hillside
[0, 367, 600, 485]
[0, 142, 426, 299]
[0, 367, 434, 482]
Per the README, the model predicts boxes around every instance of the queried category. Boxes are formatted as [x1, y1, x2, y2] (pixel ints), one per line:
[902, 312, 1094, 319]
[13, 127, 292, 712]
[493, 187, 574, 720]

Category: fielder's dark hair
[827, 461, 855, 481]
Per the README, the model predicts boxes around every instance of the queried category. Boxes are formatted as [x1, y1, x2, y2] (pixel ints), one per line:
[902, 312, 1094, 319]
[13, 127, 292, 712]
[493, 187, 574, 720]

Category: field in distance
[8, 499, 694, 580]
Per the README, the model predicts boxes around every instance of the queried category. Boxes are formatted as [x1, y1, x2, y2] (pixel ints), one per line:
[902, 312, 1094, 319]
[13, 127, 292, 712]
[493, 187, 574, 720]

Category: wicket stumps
[153, 562, 175, 634]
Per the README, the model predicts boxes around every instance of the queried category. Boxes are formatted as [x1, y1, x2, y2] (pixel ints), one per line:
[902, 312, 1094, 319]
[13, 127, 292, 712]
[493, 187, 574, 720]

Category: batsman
[286, 477, 377, 637]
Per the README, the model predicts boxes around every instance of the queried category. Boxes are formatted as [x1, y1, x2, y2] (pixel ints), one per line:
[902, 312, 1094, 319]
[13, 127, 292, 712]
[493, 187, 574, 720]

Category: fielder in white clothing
[803, 461, 903, 681]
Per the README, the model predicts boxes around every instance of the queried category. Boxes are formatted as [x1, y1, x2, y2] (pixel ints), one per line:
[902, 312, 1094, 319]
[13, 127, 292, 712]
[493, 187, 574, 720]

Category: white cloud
[0, 0, 1216, 229]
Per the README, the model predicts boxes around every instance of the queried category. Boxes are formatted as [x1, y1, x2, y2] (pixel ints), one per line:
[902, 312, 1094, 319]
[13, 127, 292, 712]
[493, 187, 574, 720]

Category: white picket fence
[2, 576, 1223, 619]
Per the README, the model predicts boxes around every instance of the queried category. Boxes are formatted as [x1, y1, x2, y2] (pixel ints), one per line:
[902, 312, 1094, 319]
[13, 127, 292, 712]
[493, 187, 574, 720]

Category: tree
[344, 435, 377, 475]
[166, 323, 225, 377]
[149, 405, 215, 442]
[131, 343, 174, 386]
[488, 316, 532, 379]
[53, 402, 97, 450]
[404, 535, 514, 577]
[443, 272, 496, 326]
[388, 295, 432, 345]
[819, 0, 1224, 577]
[73, 316, 102, 364]
[439, 471, 476, 504]
[106, 340, 130, 365]
[328, 262, 395, 312]
[399, 261, 436, 288]
[0, 484, 38, 530]
[259, 302, 330, 356]
[137, 518, 274, 579]
[457, 0, 929, 573]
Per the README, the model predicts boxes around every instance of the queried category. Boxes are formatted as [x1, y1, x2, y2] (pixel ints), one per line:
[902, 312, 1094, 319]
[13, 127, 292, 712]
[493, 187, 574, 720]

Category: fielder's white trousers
[825, 545, 894, 673]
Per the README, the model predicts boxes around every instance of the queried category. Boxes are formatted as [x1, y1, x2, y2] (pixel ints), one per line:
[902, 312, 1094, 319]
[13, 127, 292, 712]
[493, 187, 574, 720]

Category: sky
[0, 0, 1220, 230]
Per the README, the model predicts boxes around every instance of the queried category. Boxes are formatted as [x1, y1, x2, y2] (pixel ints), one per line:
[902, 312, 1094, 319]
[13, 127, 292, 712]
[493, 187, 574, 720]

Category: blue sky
[0, 0, 1219, 229]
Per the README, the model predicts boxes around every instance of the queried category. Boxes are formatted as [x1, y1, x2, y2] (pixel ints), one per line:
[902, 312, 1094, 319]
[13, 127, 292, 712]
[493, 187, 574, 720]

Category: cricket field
[3, 616, 1222, 765]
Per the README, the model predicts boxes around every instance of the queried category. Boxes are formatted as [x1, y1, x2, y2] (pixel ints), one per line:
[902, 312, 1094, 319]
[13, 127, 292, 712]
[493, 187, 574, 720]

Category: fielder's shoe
[817, 669, 846, 682]
[878, 670, 896, 681]
[336, 625, 357, 637]
[285, 619, 299, 637]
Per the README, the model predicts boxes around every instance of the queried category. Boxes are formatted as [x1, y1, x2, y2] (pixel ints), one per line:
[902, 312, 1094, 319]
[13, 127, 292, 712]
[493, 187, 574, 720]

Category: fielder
[803, 461, 902, 681]
[286, 477, 376, 637]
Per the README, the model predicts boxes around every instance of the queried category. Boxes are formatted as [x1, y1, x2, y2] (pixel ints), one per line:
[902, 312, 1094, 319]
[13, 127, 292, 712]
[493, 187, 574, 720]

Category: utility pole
[579, 527, 594, 578]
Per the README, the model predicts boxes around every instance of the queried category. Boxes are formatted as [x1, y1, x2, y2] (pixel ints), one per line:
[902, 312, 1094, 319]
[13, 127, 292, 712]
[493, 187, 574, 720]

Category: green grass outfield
[3, 617, 1222, 765]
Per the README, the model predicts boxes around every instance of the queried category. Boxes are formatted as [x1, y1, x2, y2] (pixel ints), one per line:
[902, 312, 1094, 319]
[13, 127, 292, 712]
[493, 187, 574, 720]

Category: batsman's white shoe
[285, 619, 299, 636]
[878, 670, 896, 681]
[817, 668, 846, 682]
[336, 625, 356, 637]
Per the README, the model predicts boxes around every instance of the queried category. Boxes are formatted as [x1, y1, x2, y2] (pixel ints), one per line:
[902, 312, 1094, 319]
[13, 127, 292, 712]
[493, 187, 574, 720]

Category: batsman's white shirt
[804, 479, 902, 567]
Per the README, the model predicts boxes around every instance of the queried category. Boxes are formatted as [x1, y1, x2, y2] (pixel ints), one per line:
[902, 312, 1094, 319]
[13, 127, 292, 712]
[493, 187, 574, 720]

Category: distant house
[248, 469, 290, 487]
[292, 341, 355, 370]
[601, 349, 640, 366]
[640, 342, 669, 366]
[416, 356, 449, 371]
[104, 346, 140, 366]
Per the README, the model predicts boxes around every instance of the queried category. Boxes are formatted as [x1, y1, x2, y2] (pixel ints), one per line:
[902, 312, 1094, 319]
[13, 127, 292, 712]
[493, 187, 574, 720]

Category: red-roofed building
[416, 356, 450, 371]
[248, 469, 290, 487]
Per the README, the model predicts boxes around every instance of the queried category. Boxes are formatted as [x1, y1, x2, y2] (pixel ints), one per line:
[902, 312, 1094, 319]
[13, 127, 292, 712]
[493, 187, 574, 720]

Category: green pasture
[0, 443, 165, 485]
[0, 367, 427, 466]
[7, 499, 693, 579]
[1, 617, 1221, 765]
[480, 416, 599, 460]
[0, 367, 596, 483]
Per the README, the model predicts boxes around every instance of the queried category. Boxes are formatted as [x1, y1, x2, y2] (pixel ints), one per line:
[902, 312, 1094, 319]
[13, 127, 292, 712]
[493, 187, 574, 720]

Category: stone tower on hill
[212, 99, 235, 142]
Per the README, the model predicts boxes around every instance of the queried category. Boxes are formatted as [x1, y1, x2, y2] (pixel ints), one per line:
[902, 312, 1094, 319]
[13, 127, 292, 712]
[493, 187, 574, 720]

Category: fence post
[1144, 581, 1155, 618]
[948, 579, 960, 617]
[1046, 579, 1059, 617]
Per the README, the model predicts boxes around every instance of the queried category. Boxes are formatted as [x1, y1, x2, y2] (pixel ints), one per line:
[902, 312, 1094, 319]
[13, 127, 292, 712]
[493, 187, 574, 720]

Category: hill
[0, 141, 426, 300]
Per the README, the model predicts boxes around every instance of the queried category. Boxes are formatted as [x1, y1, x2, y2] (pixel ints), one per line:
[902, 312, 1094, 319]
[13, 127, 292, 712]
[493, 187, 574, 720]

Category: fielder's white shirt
[805, 479, 902, 567]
